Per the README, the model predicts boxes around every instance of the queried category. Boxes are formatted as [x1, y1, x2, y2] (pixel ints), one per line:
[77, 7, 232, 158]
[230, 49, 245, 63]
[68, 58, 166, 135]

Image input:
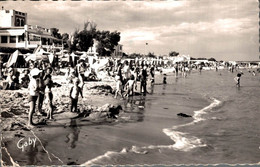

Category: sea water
[79, 69, 260, 165]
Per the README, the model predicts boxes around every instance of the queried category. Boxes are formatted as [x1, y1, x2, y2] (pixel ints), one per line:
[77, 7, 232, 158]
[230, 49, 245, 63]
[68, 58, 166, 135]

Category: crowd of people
[0, 55, 259, 127]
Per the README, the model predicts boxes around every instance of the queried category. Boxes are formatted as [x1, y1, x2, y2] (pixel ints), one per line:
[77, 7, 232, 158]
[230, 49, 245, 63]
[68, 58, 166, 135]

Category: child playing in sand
[70, 78, 83, 113]
[124, 75, 137, 97]
[234, 73, 242, 87]
[114, 75, 123, 99]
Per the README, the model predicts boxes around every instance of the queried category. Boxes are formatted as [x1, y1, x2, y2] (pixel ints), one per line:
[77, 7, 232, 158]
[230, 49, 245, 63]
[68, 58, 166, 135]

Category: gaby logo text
[17, 137, 37, 152]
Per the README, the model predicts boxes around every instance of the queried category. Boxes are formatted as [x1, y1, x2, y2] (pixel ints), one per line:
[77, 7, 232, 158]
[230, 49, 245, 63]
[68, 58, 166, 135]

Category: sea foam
[81, 98, 221, 165]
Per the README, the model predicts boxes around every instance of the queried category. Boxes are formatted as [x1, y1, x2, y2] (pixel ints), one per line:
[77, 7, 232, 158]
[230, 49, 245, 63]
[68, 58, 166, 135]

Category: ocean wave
[81, 98, 221, 165]
[159, 98, 221, 151]
[81, 147, 128, 166]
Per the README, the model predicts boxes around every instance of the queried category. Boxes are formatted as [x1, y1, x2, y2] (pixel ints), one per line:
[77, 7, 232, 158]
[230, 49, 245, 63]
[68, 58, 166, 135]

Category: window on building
[16, 18, 20, 26]
[10, 36, 16, 43]
[18, 34, 24, 42]
[1, 36, 8, 43]
[21, 19, 24, 26]
[42, 38, 47, 45]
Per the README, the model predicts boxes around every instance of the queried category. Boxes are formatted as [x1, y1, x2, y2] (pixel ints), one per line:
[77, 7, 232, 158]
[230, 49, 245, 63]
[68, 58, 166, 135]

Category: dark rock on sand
[80, 103, 122, 120]
[90, 85, 113, 93]
[14, 92, 23, 98]
[1, 111, 13, 118]
[14, 133, 25, 138]
[177, 113, 192, 118]
[67, 161, 79, 165]
[109, 105, 123, 118]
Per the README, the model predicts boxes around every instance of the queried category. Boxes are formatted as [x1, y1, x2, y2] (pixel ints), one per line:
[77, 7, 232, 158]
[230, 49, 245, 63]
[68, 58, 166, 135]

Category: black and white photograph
[0, 0, 259, 166]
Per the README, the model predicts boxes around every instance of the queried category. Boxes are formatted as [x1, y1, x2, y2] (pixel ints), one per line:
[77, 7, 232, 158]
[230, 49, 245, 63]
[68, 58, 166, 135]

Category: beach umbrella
[6, 50, 22, 67]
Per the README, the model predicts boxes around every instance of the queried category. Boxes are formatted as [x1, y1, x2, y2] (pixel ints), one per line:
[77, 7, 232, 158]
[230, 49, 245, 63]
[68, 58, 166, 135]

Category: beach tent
[6, 50, 26, 68]
[91, 58, 109, 72]
[25, 53, 49, 62]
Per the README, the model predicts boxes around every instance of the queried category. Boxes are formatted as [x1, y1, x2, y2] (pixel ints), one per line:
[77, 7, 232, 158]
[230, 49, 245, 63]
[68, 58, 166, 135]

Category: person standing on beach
[174, 63, 179, 77]
[123, 60, 130, 84]
[150, 66, 155, 84]
[44, 67, 54, 119]
[37, 71, 47, 116]
[76, 59, 86, 89]
[28, 68, 41, 126]
[70, 78, 83, 113]
[114, 75, 124, 99]
[140, 66, 148, 95]
[117, 63, 123, 83]
[124, 74, 137, 97]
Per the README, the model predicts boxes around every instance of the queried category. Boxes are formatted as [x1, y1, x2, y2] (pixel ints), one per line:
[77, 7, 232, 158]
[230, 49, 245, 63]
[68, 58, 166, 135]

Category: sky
[1, 0, 259, 61]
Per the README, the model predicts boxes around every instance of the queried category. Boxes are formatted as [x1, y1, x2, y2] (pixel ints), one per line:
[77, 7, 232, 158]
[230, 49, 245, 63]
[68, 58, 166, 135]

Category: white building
[113, 44, 123, 57]
[86, 39, 99, 57]
[0, 8, 27, 27]
[0, 8, 58, 49]
[86, 40, 123, 57]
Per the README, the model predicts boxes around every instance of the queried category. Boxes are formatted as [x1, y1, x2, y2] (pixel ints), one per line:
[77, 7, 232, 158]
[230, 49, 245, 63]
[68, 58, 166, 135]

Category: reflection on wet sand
[65, 119, 80, 149]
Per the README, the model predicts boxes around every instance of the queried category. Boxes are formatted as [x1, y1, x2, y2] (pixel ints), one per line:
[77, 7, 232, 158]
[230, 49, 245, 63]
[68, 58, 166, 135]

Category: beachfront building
[0, 8, 58, 49]
[86, 39, 99, 57]
[112, 44, 123, 57]
[86, 40, 123, 57]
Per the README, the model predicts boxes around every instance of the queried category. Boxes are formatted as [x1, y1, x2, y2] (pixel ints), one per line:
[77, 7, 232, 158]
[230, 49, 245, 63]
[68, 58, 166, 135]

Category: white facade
[86, 39, 99, 56]
[113, 44, 123, 57]
[0, 8, 58, 49]
[0, 25, 56, 49]
[0, 9, 27, 27]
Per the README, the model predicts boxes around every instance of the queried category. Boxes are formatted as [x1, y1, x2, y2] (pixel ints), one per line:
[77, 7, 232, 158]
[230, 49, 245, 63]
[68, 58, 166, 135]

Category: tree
[50, 28, 62, 39]
[69, 21, 121, 56]
[95, 30, 120, 56]
[128, 53, 142, 59]
[69, 21, 96, 52]
[61, 33, 69, 49]
[147, 52, 156, 58]
[122, 52, 128, 57]
[169, 51, 179, 57]
[208, 57, 216, 61]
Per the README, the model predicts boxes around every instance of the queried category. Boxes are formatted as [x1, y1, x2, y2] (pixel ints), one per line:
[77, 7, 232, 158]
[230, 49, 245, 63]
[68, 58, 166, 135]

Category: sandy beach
[1, 73, 127, 165]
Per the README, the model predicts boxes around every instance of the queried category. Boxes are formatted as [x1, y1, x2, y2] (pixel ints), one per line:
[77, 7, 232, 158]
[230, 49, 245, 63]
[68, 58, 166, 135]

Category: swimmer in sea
[163, 74, 167, 84]
[234, 73, 242, 87]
